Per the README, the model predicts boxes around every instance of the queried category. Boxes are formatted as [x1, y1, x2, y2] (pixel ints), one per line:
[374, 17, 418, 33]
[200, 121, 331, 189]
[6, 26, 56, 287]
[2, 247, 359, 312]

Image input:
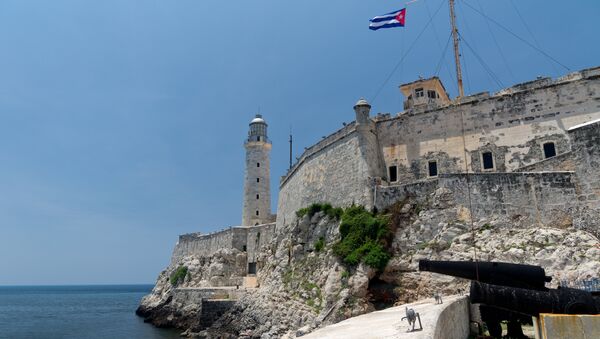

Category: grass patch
[314, 237, 325, 252]
[296, 203, 343, 220]
[333, 206, 391, 271]
[170, 266, 188, 286]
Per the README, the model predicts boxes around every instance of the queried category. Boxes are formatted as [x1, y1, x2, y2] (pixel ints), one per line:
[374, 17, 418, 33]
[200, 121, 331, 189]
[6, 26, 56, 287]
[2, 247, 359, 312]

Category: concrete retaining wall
[433, 296, 470, 339]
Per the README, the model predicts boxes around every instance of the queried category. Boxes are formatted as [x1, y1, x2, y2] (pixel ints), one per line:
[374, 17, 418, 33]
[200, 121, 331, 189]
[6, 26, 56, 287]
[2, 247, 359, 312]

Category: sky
[0, 0, 599, 285]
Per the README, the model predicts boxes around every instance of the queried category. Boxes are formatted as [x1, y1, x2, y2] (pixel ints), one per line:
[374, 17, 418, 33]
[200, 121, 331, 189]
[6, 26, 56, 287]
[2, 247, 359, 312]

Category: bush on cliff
[333, 206, 391, 271]
[296, 202, 343, 220]
[170, 266, 188, 286]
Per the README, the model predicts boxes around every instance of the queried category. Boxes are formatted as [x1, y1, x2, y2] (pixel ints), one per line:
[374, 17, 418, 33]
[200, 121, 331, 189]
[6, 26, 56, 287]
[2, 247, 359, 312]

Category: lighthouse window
[256, 210, 259, 216]
[482, 152, 494, 170]
[257, 162, 260, 168]
[543, 142, 556, 159]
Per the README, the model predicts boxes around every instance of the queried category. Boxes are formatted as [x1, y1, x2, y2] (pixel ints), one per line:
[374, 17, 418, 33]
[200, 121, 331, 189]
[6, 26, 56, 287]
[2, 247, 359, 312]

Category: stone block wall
[246, 223, 275, 264]
[569, 119, 600, 208]
[172, 229, 237, 264]
[439, 172, 577, 228]
[515, 151, 576, 172]
[375, 172, 578, 229]
[374, 180, 438, 211]
[199, 300, 236, 329]
[277, 131, 373, 226]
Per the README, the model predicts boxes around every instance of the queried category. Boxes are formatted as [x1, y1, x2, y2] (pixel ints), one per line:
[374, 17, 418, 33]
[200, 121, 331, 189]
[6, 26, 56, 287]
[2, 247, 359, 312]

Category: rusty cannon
[418, 259, 600, 338]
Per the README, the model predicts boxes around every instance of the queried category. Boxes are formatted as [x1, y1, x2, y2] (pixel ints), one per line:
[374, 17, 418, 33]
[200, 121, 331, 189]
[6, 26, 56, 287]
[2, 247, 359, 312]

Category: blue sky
[0, 0, 598, 285]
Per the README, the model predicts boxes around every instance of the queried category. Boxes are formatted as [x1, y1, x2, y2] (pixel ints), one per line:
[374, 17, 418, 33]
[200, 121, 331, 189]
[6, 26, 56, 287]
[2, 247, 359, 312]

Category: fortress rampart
[171, 223, 275, 266]
[276, 67, 600, 227]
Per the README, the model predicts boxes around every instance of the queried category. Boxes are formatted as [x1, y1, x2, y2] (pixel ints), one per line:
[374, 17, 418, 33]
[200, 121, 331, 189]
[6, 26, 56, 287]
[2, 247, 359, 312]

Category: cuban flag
[369, 8, 406, 31]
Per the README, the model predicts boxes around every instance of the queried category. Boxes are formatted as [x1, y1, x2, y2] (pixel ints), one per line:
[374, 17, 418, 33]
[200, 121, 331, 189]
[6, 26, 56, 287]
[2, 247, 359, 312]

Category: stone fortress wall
[170, 223, 276, 267]
[377, 67, 600, 181]
[374, 118, 600, 238]
[167, 66, 600, 287]
[275, 66, 600, 227]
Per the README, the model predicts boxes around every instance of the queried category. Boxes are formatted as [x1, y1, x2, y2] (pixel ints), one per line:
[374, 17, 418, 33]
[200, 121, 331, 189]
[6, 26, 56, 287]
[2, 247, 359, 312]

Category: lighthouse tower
[242, 114, 272, 226]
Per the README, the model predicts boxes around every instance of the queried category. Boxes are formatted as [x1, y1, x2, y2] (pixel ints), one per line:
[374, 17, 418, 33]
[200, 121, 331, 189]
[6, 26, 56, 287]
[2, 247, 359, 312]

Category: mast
[449, 0, 465, 98]
[289, 128, 293, 170]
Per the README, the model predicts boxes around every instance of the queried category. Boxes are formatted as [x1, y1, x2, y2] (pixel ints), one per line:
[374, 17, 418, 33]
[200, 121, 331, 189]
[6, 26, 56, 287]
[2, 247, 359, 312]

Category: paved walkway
[303, 295, 468, 339]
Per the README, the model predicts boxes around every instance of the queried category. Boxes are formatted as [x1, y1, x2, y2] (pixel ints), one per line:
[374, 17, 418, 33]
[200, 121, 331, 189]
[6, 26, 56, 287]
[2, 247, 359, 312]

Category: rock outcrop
[138, 187, 600, 338]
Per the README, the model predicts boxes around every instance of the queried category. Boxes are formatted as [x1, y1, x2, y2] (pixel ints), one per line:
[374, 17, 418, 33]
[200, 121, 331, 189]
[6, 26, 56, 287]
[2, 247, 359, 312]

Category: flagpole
[449, 0, 465, 98]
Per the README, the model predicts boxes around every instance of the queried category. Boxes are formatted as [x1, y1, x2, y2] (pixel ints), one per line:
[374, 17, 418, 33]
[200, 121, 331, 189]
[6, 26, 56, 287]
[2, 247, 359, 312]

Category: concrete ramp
[303, 295, 469, 339]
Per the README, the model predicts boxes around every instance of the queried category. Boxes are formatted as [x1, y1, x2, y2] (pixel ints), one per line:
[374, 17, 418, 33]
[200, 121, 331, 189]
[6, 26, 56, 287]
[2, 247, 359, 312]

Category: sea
[0, 285, 181, 339]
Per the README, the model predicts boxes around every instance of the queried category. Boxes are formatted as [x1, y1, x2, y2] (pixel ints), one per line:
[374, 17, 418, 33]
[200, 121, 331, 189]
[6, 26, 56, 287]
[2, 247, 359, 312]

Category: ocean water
[0, 285, 181, 339]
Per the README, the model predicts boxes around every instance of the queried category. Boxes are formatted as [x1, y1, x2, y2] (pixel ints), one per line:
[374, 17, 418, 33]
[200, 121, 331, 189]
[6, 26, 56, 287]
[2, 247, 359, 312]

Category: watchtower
[400, 77, 451, 110]
[242, 114, 272, 226]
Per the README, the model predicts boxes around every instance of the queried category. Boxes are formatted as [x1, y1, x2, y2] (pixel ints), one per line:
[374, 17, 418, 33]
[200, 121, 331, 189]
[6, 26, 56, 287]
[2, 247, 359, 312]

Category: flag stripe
[370, 10, 403, 23]
[369, 20, 404, 31]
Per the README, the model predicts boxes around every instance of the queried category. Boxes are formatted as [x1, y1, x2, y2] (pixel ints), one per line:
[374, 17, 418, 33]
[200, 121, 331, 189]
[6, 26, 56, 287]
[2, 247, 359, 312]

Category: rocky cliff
[138, 187, 600, 338]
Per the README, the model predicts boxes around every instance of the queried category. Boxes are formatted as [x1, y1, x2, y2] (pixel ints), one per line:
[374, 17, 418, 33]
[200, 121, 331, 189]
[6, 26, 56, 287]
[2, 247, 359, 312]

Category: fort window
[543, 142, 557, 158]
[256, 210, 259, 216]
[415, 88, 424, 98]
[248, 262, 257, 275]
[243, 245, 247, 252]
[428, 161, 438, 177]
[256, 194, 259, 199]
[257, 162, 260, 167]
[482, 152, 495, 170]
[389, 166, 398, 182]
[257, 178, 260, 183]
[427, 90, 438, 99]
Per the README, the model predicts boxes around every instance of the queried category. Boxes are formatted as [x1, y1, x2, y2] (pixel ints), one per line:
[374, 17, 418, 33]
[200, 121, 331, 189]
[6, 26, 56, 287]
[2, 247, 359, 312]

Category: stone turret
[242, 114, 272, 226]
[354, 98, 372, 124]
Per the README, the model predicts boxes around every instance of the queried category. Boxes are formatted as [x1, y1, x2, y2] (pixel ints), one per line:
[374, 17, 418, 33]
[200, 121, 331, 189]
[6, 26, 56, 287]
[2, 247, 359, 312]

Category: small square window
[427, 90, 437, 99]
[543, 142, 556, 159]
[415, 88, 424, 98]
[389, 166, 398, 182]
[482, 152, 494, 170]
[428, 161, 438, 177]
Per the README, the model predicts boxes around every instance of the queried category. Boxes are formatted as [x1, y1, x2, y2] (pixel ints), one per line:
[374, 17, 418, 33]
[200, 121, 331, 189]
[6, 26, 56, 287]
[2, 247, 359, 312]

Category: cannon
[418, 260, 600, 338]
[418, 259, 551, 290]
[470, 281, 600, 316]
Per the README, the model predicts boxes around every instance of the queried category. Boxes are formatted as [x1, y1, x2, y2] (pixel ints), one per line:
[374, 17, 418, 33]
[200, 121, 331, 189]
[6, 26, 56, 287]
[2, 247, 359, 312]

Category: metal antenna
[289, 126, 293, 170]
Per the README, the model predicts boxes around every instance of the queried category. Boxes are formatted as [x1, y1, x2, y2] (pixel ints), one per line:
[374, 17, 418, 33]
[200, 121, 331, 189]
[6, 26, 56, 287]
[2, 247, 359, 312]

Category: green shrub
[170, 266, 188, 286]
[314, 237, 325, 252]
[296, 207, 309, 218]
[332, 206, 392, 271]
[296, 203, 343, 220]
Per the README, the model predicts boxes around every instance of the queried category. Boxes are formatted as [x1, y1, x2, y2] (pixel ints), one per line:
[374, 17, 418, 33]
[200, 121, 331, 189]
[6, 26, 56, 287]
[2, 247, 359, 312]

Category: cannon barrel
[418, 260, 551, 290]
[470, 281, 600, 316]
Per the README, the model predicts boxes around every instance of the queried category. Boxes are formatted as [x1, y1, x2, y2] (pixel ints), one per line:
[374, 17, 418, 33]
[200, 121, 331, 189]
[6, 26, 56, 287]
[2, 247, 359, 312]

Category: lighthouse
[242, 114, 272, 226]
